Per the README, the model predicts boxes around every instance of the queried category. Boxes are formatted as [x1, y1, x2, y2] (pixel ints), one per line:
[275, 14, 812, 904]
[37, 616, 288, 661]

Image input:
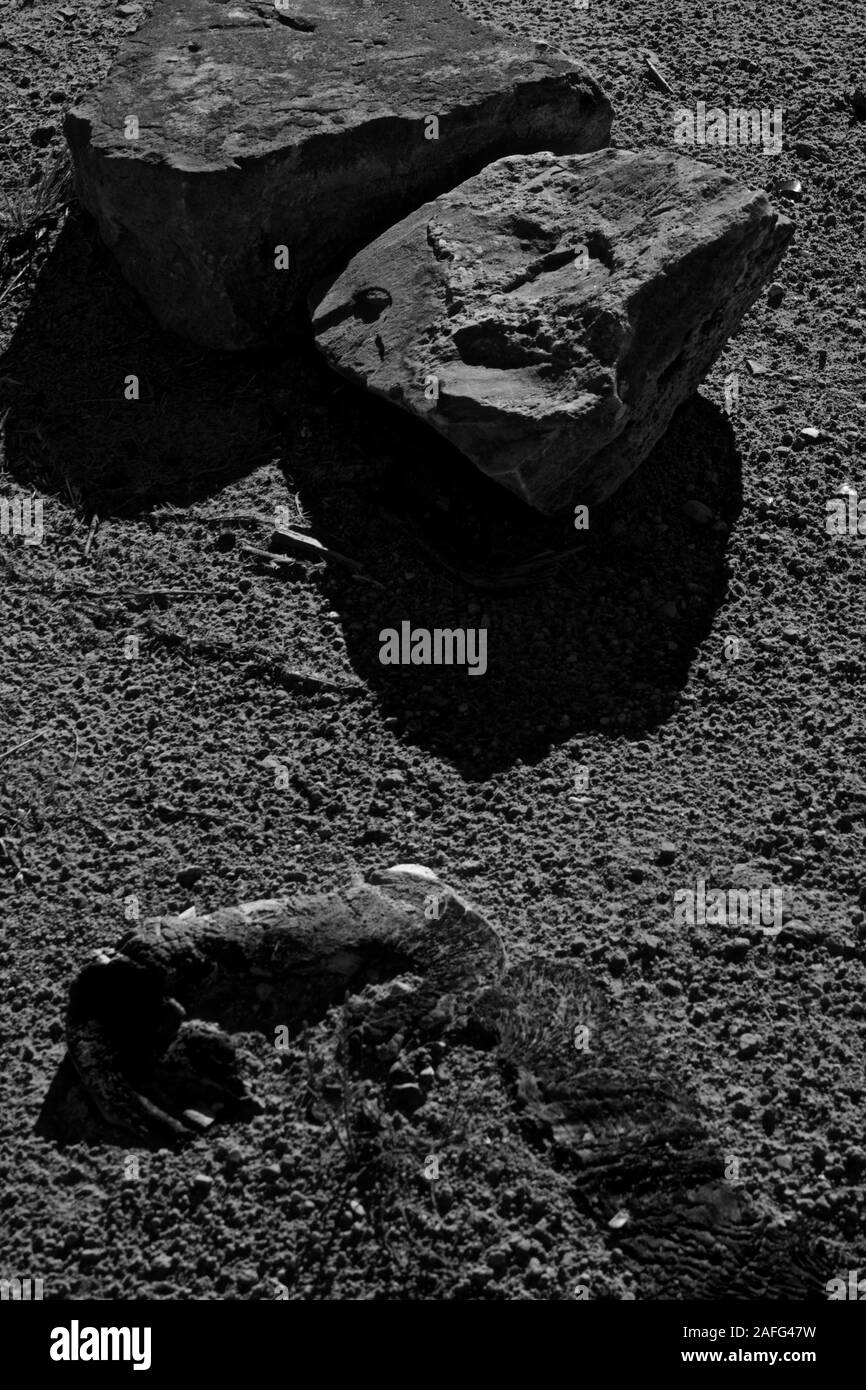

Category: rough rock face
[60, 865, 505, 1143]
[311, 148, 794, 514]
[63, 0, 612, 348]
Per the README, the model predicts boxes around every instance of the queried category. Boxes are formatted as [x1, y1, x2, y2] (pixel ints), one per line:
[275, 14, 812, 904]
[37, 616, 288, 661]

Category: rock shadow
[0, 209, 307, 514]
[275, 352, 744, 776]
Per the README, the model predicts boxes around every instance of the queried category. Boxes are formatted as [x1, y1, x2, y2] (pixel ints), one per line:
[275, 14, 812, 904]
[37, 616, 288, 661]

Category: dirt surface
[0, 0, 864, 1301]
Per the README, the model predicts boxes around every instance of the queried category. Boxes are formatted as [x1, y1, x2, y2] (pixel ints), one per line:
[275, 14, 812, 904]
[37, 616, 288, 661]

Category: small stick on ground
[2, 727, 52, 760]
[242, 541, 385, 590]
[83, 514, 99, 558]
[139, 617, 365, 696]
[66, 723, 79, 771]
[150, 510, 275, 528]
[644, 56, 675, 95]
[269, 527, 362, 571]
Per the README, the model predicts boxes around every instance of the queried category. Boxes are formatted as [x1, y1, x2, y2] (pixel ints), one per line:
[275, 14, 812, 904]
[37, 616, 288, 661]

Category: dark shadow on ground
[0, 210, 300, 512]
[281, 352, 745, 775]
[2, 209, 743, 777]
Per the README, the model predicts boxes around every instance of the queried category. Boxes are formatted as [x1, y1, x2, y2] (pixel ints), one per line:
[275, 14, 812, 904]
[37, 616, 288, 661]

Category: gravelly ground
[0, 0, 864, 1301]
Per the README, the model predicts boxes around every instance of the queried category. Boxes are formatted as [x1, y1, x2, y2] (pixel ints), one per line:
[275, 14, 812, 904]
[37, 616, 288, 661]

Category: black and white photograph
[0, 0, 863, 1359]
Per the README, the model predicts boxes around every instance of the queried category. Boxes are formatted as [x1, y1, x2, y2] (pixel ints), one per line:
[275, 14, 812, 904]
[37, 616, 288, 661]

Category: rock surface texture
[62, 865, 505, 1142]
[63, 0, 612, 348]
[312, 148, 794, 513]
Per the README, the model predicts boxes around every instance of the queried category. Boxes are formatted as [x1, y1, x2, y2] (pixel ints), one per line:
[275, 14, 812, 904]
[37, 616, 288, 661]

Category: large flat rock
[311, 148, 793, 514]
[64, 0, 612, 348]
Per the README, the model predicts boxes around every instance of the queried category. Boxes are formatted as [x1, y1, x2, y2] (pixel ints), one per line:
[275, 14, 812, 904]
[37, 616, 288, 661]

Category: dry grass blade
[0, 149, 74, 240]
[0, 150, 75, 306]
[1, 727, 53, 761]
[269, 525, 362, 571]
[83, 514, 99, 558]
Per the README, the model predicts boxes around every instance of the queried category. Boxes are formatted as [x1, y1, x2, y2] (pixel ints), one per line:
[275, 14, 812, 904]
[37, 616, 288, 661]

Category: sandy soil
[0, 0, 864, 1300]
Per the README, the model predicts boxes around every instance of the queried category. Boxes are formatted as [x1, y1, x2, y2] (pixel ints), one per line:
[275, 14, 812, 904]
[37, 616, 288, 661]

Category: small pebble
[509, 1236, 532, 1265]
[636, 932, 662, 959]
[682, 499, 713, 525]
[608, 951, 627, 976]
[379, 770, 406, 789]
[844, 1147, 866, 1179]
[390, 1082, 425, 1113]
[724, 937, 750, 962]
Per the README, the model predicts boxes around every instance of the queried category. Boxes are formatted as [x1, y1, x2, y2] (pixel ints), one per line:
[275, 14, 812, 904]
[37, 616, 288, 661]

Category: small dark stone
[176, 866, 204, 889]
[844, 1147, 866, 1180]
[390, 1082, 425, 1114]
[274, 13, 318, 31]
[724, 937, 750, 962]
[636, 932, 662, 961]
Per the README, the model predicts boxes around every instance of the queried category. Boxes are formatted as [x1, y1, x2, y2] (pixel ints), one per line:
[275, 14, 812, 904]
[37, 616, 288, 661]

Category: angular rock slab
[64, 0, 612, 349]
[311, 148, 794, 514]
